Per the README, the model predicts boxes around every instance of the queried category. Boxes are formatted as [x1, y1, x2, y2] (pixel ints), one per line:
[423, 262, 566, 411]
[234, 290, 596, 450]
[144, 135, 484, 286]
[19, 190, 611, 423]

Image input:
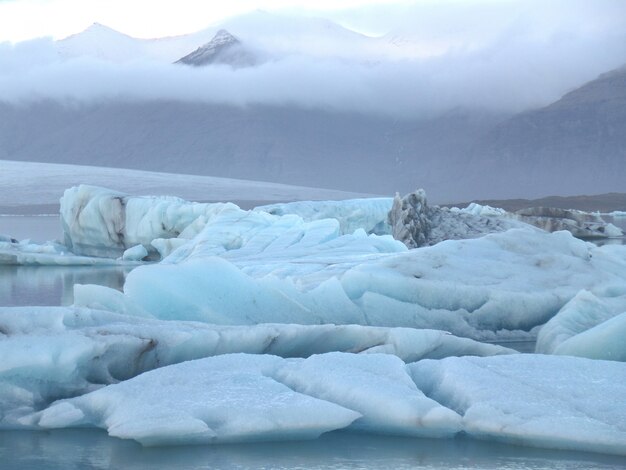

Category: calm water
[0, 429, 624, 470]
[1, 216, 625, 469]
[0, 215, 133, 306]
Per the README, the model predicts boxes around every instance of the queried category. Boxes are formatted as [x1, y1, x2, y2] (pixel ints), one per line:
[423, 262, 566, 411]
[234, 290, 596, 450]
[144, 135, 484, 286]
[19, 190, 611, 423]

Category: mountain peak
[175, 29, 257, 68]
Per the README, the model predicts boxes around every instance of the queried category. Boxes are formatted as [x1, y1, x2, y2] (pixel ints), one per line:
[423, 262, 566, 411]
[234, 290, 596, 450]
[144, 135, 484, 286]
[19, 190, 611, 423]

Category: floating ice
[0, 305, 513, 428]
[388, 190, 530, 248]
[34, 354, 361, 446]
[536, 290, 626, 360]
[255, 198, 393, 235]
[514, 207, 623, 239]
[60, 185, 238, 258]
[32, 352, 461, 445]
[121, 244, 148, 261]
[97, 227, 626, 339]
[0, 238, 131, 266]
[410, 354, 626, 455]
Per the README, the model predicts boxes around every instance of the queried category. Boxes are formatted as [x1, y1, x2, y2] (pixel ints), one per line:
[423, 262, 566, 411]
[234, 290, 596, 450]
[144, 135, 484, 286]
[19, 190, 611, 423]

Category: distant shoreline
[446, 193, 626, 213]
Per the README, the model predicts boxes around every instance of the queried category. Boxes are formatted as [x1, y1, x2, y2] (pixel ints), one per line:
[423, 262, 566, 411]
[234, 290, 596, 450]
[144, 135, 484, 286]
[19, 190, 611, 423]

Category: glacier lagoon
[1, 429, 625, 470]
[1, 191, 625, 469]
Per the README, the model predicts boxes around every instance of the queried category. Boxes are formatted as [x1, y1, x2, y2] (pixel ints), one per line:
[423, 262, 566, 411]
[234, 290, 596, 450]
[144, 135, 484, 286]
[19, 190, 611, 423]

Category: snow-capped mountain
[54, 11, 379, 64]
[175, 29, 258, 68]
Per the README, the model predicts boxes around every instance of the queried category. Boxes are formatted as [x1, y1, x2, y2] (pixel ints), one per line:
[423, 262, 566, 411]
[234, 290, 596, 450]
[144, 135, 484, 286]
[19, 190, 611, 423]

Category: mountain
[466, 65, 626, 199]
[55, 12, 378, 63]
[0, 100, 505, 202]
[175, 30, 258, 67]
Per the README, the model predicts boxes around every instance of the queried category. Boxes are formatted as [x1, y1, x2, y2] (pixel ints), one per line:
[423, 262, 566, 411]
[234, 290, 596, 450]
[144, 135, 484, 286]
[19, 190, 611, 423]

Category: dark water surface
[0, 429, 624, 470]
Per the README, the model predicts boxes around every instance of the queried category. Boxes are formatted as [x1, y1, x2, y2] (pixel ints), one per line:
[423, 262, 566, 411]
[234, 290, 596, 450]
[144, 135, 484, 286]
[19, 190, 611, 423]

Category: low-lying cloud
[1, 1, 625, 118]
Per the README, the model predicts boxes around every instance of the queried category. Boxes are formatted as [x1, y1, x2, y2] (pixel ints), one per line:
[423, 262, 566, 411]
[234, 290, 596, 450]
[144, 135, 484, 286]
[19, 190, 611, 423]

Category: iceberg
[514, 207, 623, 239]
[387, 190, 531, 248]
[32, 353, 462, 445]
[0, 238, 133, 266]
[410, 354, 626, 455]
[34, 354, 361, 446]
[0, 305, 513, 428]
[536, 290, 626, 360]
[60, 185, 238, 258]
[96, 226, 626, 339]
[255, 198, 393, 235]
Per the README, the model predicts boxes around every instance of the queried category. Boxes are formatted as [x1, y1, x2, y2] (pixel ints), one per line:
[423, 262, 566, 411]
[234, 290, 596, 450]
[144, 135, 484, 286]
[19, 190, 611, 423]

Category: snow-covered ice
[91, 226, 626, 339]
[34, 354, 361, 446]
[32, 353, 462, 445]
[0, 305, 513, 429]
[536, 290, 626, 360]
[410, 354, 626, 455]
[0, 237, 135, 266]
[60, 185, 239, 258]
[514, 207, 623, 239]
[255, 198, 393, 235]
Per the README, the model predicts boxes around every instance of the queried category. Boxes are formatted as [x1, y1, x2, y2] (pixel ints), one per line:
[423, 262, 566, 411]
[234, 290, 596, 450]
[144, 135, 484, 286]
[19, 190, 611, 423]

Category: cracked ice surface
[107, 227, 626, 339]
[409, 354, 626, 455]
[0, 306, 512, 429]
[31, 353, 463, 445]
[536, 290, 626, 360]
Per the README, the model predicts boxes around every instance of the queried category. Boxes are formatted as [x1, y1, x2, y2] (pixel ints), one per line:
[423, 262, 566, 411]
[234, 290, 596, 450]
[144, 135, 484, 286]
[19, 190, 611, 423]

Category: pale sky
[0, 0, 418, 42]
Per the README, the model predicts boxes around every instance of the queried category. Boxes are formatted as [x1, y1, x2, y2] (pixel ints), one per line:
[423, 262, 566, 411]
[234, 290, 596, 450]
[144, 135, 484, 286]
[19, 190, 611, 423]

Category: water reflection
[0, 265, 133, 306]
[0, 429, 623, 470]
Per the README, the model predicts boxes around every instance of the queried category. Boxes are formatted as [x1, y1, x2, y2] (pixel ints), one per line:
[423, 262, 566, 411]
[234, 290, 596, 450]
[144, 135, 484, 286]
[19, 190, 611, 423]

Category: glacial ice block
[117, 228, 626, 339]
[0, 238, 133, 266]
[60, 184, 238, 257]
[34, 352, 462, 445]
[35, 354, 361, 445]
[274, 352, 462, 437]
[536, 290, 626, 357]
[255, 198, 394, 235]
[0, 306, 513, 427]
[409, 355, 626, 455]
[549, 312, 626, 361]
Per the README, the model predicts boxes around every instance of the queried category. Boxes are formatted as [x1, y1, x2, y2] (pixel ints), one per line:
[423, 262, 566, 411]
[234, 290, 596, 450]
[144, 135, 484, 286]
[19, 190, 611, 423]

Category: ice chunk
[33, 352, 463, 445]
[60, 185, 238, 258]
[0, 306, 513, 427]
[35, 354, 361, 445]
[111, 227, 626, 339]
[121, 244, 148, 261]
[388, 190, 531, 248]
[536, 290, 626, 356]
[255, 198, 393, 235]
[514, 207, 623, 239]
[274, 352, 462, 437]
[552, 312, 626, 361]
[0, 238, 134, 266]
[410, 355, 626, 455]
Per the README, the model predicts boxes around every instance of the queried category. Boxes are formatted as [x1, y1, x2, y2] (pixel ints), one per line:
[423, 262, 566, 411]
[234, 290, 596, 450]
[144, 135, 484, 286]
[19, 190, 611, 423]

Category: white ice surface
[34, 354, 361, 446]
[536, 290, 626, 356]
[60, 185, 240, 257]
[0, 160, 367, 213]
[0, 238, 135, 266]
[103, 227, 626, 339]
[255, 198, 393, 235]
[410, 354, 626, 455]
[0, 305, 513, 428]
[551, 312, 626, 361]
[33, 352, 461, 445]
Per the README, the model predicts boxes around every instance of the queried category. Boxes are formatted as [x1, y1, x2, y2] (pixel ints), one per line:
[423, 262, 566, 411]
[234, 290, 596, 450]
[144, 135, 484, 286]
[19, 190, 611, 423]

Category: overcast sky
[0, 0, 400, 42]
[1, 0, 625, 117]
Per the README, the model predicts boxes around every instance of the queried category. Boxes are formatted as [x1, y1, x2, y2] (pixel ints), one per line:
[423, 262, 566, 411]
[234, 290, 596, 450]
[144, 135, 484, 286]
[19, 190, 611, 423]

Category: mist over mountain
[1, 5, 626, 202]
[466, 65, 626, 199]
